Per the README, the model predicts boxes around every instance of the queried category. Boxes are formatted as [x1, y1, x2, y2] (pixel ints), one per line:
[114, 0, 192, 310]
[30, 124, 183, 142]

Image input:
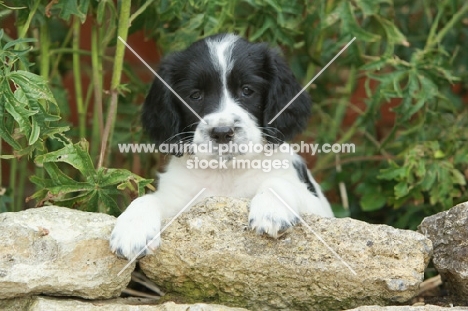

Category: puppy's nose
[210, 127, 234, 143]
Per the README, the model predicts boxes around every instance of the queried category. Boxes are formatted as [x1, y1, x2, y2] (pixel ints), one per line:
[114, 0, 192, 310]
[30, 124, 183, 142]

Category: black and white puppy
[110, 34, 333, 260]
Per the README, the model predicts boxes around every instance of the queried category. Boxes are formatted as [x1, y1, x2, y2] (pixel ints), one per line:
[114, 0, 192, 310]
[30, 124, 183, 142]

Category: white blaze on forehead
[206, 34, 239, 115]
[207, 34, 238, 78]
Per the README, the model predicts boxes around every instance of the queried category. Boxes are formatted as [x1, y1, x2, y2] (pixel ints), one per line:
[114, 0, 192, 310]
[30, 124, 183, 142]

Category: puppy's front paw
[110, 196, 161, 260]
[248, 191, 299, 238]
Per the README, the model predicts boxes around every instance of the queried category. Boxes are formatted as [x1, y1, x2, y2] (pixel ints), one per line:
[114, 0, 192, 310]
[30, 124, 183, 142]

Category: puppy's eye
[242, 86, 254, 97]
[190, 91, 202, 100]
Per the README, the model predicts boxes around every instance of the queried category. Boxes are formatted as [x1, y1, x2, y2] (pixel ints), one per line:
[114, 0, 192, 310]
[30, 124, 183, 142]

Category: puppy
[110, 34, 334, 260]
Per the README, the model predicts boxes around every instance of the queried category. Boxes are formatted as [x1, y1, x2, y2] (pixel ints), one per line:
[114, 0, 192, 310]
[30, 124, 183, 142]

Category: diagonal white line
[268, 188, 357, 275]
[268, 37, 356, 124]
[117, 36, 207, 124]
[117, 188, 207, 276]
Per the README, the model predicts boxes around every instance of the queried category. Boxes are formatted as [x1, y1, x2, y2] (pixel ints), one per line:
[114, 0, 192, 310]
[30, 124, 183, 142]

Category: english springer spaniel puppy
[110, 33, 334, 260]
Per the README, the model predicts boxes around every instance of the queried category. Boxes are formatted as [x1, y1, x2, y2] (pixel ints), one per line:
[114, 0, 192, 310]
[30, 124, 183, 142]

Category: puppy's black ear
[263, 49, 311, 142]
[141, 61, 181, 146]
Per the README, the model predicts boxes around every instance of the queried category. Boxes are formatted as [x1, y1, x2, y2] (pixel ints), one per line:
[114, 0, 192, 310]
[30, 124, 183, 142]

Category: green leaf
[3, 86, 34, 139]
[452, 169, 466, 185]
[39, 182, 95, 196]
[360, 191, 387, 211]
[98, 191, 121, 215]
[96, 0, 106, 24]
[10, 71, 57, 104]
[97, 168, 149, 188]
[28, 100, 61, 123]
[374, 15, 409, 46]
[406, 98, 426, 118]
[0, 96, 22, 150]
[321, 8, 340, 29]
[138, 179, 155, 196]
[3, 38, 37, 50]
[54, 0, 90, 22]
[394, 182, 409, 198]
[42, 161, 81, 186]
[354, 0, 392, 16]
[48, 190, 99, 210]
[35, 140, 95, 180]
[339, 2, 381, 42]
[186, 14, 204, 31]
[378, 167, 406, 180]
[29, 118, 40, 145]
[250, 16, 274, 41]
[407, 71, 419, 96]
[360, 57, 389, 71]
[264, 0, 282, 13]
[434, 150, 445, 159]
[30, 142, 153, 212]
[29, 161, 94, 207]
[415, 160, 426, 178]
[418, 74, 438, 99]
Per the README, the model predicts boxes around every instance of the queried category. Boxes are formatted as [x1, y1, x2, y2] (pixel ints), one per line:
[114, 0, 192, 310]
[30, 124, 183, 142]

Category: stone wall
[0, 198, 466, 310]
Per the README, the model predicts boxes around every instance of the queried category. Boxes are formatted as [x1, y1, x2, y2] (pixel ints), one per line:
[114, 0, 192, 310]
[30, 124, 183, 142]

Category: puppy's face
[142, 34, 311, 158]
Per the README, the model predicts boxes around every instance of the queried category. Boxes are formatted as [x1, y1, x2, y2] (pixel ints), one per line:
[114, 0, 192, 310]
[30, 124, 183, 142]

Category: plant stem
[98, 0, 131, 169]
[50, 48, 115, 62]
[39, 22, 50, 79]
[83, 79, 94, 121]
[425, 0, 468, 49]
[91, 23, 104, 162]
[72, 16, 86, 139]
[330, 66, 356, 141]
[318, 155, 397, 171]
[313, 118, 362, 172]
[0, 138, 2, 188]
[50, 48, 94, 56]
[314, 0, 333, 57]
[129, 0, 155, 25]
[17, 0, 40, 39]
[36, 21, 51, 186]
[431, 2, 468, 46]
[8, 0, 41, 210]
[49, 26, 74, 80]
[9, 159, 16, 210]
[16, 158, 27, 211]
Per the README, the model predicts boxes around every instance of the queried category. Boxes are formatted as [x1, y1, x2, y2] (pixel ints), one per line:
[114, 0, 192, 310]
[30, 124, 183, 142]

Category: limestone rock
[418, 201, 468, 297]
[0, 296, 250, 311]
[345, 305, 468, 311]
[140, 197, 432, 311]
[0, 206, 134, 299]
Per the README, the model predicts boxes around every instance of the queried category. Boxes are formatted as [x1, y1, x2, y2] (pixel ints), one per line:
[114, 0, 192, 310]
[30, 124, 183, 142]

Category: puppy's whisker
[260, 128, 286, 143]
[259, 126, 280, 132]
[162, 131, 195, 144]
[181, 122, 200, 132]
[259, 126, 284, 136]
[261, 133, 283, 144]
[260, 131, 280, 139]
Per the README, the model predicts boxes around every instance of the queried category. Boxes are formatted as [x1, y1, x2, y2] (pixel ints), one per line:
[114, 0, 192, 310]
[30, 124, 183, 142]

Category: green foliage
[0, 1, 153, 213]
[0, 31, 67, 157]
[30, 140, 153, 215]
[377, 142, 467, 208]
[53, 0, 89, 22]
[316, 0, 465, 227]
[0, 0, 467, 229]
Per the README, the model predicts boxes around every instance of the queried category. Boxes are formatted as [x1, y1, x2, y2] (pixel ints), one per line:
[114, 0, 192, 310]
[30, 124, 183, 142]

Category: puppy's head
[142, 34, 311, 157]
